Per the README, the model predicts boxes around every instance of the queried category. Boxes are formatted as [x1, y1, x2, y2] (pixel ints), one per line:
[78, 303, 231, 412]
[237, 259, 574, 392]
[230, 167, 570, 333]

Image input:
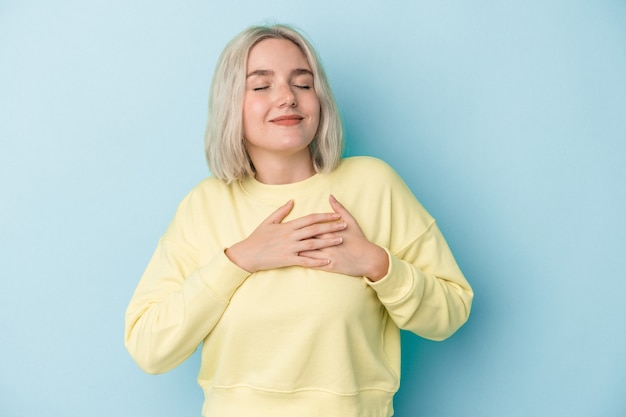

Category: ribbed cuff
[365, 248, 421, 305]
[198, 250, 251, 303]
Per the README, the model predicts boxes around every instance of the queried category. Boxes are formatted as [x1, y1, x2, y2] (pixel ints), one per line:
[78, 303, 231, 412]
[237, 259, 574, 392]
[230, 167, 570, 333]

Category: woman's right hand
[224, 199, 347, 273]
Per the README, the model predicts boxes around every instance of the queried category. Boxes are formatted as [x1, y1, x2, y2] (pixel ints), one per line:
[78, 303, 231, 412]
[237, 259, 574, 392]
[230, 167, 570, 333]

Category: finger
[294, 254, 332, 268]
[261, 200, 294, 225]
[329, 194, 348, 216]
[298, 248, 332, 258]
[287, 212, 341, 230]
[294, 236, 343, 253]
[293, 220, 346, 241]
[329, 195, 358, 226]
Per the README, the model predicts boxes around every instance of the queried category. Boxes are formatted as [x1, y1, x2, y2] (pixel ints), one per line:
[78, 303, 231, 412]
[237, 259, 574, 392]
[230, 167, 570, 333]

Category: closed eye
[294, 85, 311, 90]
[253, 86, 269, 91]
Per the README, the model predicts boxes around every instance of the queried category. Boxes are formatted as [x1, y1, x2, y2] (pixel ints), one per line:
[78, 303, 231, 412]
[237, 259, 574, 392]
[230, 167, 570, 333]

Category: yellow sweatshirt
[125, 156, 473, 417]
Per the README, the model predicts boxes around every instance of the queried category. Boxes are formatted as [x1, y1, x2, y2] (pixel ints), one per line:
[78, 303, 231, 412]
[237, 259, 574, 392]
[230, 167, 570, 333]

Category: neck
[251, 151, 316, 185]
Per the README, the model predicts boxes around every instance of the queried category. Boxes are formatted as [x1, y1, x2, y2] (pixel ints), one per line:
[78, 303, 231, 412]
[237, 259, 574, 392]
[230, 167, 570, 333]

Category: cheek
[311, 103, 321, 128]
[305, 96, 321, 123]
[242, 99, 263, 130]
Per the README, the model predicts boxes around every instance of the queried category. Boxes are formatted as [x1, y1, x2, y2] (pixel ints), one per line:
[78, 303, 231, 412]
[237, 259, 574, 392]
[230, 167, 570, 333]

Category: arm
[124, 237, 250, 374]
[124, 188, 253, 374]
[305, 197, 472, 340]
[367, 221, 473, 340]
[125, 195, 346, 374]
[299, 161, 473, 341]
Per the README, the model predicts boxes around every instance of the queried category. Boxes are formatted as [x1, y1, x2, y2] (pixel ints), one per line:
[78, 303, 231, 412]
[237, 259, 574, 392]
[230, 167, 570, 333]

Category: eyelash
[252, 85, 311, 91]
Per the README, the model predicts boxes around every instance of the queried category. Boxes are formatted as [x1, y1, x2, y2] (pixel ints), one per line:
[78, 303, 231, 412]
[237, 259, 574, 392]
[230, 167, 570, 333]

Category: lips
[270, 114, 304, 126]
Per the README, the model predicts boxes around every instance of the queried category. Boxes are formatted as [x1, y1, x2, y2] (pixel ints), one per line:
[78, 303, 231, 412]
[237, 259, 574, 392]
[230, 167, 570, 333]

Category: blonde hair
[204, 24, 343, 182]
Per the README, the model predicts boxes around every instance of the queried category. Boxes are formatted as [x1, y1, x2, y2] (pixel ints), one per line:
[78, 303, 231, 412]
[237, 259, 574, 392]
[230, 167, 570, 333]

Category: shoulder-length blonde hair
[204, 24, 343, 182]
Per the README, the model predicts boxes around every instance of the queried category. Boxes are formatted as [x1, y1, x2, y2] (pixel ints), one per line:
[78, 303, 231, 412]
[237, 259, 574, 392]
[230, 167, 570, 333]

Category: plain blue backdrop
[1, 1, 625, 416]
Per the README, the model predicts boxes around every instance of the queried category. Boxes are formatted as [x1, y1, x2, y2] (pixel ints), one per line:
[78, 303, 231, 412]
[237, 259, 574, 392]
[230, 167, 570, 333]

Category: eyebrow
[246, 68, 314, 78]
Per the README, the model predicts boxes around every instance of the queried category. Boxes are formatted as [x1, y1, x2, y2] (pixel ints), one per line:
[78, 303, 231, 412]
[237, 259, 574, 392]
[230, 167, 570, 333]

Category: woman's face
[242, 38, 320, 164]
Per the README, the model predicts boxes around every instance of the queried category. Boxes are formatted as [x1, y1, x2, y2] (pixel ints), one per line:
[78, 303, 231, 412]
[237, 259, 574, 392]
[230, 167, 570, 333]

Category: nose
[277, 84, 296, 108]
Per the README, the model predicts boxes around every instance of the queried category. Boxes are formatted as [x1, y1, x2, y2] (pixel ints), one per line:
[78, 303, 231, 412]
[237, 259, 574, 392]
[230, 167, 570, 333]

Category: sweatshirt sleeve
[367, 221, 473, 341]
[124, 191, 250, 374]
[360, 159, 473, 341]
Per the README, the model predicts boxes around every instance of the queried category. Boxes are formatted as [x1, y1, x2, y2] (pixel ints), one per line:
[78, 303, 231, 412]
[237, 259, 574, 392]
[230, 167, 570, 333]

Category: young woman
[125, 24, 473, 417]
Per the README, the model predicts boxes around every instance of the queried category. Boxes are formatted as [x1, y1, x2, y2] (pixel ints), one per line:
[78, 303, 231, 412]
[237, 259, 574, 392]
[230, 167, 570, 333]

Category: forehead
[246, 38, 312, 71]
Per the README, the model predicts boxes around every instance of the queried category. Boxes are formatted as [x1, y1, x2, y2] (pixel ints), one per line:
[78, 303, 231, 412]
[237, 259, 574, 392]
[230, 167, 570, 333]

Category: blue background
[1, 1, 625, 416]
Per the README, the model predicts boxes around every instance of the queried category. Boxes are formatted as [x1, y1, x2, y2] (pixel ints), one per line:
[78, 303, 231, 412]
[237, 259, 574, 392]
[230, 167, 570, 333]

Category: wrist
[224, 244, 254, 273]
[364, 245, 389, 282]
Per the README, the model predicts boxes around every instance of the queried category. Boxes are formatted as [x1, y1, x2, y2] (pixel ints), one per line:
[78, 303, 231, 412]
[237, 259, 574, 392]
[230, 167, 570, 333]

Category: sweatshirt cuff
[198, 250, 251, 303]
[365, 248, 422, 305]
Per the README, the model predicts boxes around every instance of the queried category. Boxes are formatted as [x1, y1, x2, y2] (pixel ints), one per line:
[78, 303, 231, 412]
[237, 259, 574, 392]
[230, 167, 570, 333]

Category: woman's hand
[225, 200, 347, 273]
[299, 195, 390, 282]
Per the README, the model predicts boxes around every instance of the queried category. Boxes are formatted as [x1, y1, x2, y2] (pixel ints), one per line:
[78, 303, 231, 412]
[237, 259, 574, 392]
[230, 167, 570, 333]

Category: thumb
[262, 199, 294, 225]
[329, 194, 346, 215]
[329, 195, 357, 225]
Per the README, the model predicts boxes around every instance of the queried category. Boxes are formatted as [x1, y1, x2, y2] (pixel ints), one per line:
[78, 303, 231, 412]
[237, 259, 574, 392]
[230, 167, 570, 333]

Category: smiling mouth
[270, 115, 304, 126]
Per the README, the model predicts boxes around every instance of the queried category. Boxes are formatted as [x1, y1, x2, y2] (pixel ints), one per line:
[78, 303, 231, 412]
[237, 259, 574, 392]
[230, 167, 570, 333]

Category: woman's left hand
[299, 195, 389, 282]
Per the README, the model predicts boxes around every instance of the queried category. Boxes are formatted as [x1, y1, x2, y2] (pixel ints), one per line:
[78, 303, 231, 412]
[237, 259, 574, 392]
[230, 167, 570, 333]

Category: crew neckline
[238, 171, 332, 204]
